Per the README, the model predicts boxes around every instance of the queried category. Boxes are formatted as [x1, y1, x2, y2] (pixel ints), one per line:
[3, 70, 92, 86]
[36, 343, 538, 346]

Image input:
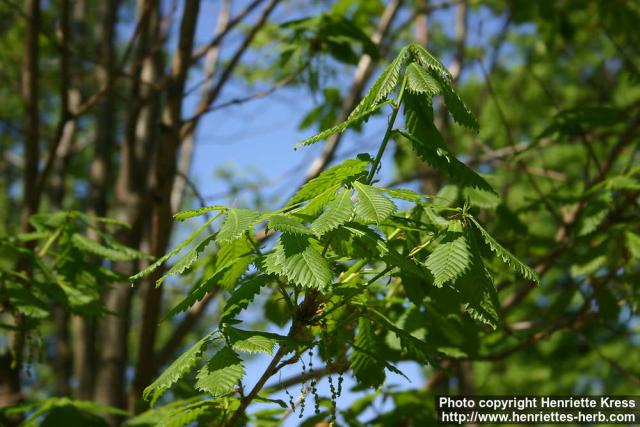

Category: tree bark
[94, 0, 161, 418]
[129, 0, 202, 410]
[73, 0, 119, 401]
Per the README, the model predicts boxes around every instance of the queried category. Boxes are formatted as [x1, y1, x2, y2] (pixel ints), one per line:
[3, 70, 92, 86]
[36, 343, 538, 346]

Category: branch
[191, 0, 265, 63]
[303, 0, 404, 182]
[181, 0, 280, 138]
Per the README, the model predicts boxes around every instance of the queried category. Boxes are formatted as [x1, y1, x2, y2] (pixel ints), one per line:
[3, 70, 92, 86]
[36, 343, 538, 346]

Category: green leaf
[407, 43, 451, 80]
[400, 94, 494, 193]
[381, 188, 427, 202]
[625, 231, 640, 259]
[469, 216, 540, 284]
[351, 318, 385, 388]
[156, 235, 215, 287]
[424, 227, 471, 287]
[216, 209, 260, 244]
[405, 62, 441, 95]
[310, 189, 353, 237]
[295, 102, 390, 148]
[430, 72, 479, 131]
[348, 47, 408, 118]
[268, 215, 311, 235]
[215, 238, 255, 290]
[164, 264, 233, 318]
[195, 347, 245, 398]
[364, 307, 436, 363]
[287, 155, 370, 207]
[267, 234, 332, 289]
[71, 234, 139, 261]
[353, 182, 397, 225]
[130, 214, 219, 282]
[156, 401, 220, 427]
[221, 275, 269, 322]
[143, 332, 216, 406]
[226, 327, 286, 355]
[173, 206, 226, 221]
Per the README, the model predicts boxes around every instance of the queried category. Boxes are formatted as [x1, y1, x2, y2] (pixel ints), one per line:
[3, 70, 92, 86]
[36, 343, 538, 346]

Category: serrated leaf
[287, 155, 370, 207]
[157, 401, 220, 427]
[279, 234, 332, 289]
[625, 231, 640, 259]
[351, 318, 385, 388]
[348, 47, 408, 118]
[71, 234, 138, 261]
[353, 182, 396, 225]
[381, 188, 426, 202]
[453, 230, 501, 328]
[430, 71, 479, 131]
[164, 264, 233, 318]
[216, 209, 260, 244]
[195, 347, 245, 398]
[268, 215, 310, 235]
[469, 216, 540, 284]
[221, 275, 269, 322]
[226, 327, 285, 355]
[295, 102, 389, 148]
[156, 235, 215, 287]
[425, 230, 471, 287]
[310, 190, 353, 237]
[143, 332, 216, 406]
[215, 238, 255, 290]
[261, 234, 332, 288]
[364, 307, 436, 363]
[405, 62, 441, 95]
[400, 93, 494, 193]
[174, 206, 226, 221]
[407, 43, 451, 79]
[130, 214, 219, 282]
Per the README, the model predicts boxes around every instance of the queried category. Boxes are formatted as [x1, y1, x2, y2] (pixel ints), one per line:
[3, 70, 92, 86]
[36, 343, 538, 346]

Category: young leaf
[221, 275, 269, 322]
[155, 235, 215, 287]
[353, 182, 397, 225]
[268, 215, 311, 235]
[405, 62, 441, 96]
[226, 327, 285, 355]
[174, 205, 226, 221]
[216, 209, 260, 244]
[195, 347, 245, 398]
[380, 188, 427, 202]
[351, 318, 385, 388]
[310, 189, 353, 237]
[143, 332, 216, 406]
[348, 47, 408, 118]
[262, 234, 332, 288]
[164, 264, 233, 318]
[156, 401, 220, 427]
[215, 238, 255, 290]
[424, 228, 471, 287]
[295, 102, 389, 148]
[407, 43, 451, 79]
[287, 155, 371, 207]
[430, 72, 479, 131]
[469, 216, 540, 285]
[130, 214, 219, 282]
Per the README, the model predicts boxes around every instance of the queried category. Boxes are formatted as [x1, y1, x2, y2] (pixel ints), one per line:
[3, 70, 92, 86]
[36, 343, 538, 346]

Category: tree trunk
[94, 0, 161, 419]
[129, 0, 201, 410]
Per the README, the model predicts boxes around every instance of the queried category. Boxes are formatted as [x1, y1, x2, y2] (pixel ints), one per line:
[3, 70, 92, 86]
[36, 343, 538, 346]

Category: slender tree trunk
[1, 1, 40, 421]
[74, 0, 119, 401]
[129, 1, 201, 410]
[94, 0, 161, 418]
